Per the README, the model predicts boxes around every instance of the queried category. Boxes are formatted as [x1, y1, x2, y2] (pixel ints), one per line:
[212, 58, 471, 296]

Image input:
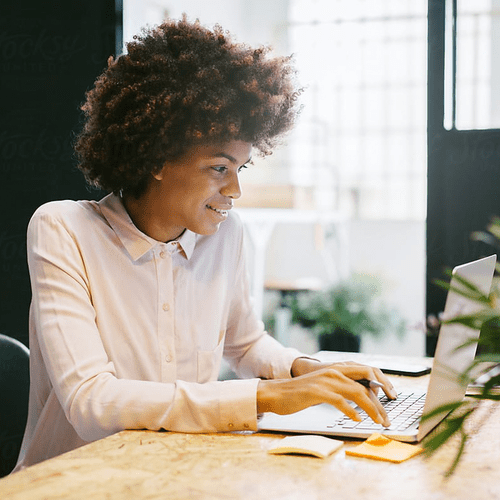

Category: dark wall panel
[0, 1, 119, 347]
[427, 0, 500, 354]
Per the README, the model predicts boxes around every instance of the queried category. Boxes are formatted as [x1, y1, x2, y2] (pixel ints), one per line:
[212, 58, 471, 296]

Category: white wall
[123, 0, 293, 186]
[122, 1, 428, 357]
[260, 219, 426, 356]
[124, 0, 289, 53]
[348, 220, 426, 356]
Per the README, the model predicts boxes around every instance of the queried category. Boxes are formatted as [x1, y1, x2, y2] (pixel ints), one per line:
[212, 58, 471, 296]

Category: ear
[152, 166, 165, 181]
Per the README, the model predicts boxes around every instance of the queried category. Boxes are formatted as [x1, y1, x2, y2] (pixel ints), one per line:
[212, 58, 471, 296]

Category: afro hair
[74, 16, 301, 197]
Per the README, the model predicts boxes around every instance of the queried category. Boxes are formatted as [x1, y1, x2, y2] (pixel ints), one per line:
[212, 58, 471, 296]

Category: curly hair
[74, 16, 301, 197]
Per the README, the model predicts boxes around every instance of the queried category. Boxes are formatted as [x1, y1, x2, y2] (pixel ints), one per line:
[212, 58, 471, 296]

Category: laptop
[258, 254, 497, 443]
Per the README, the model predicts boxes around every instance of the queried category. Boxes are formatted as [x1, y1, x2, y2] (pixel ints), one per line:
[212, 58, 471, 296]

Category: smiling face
[123, 140, 252, 242]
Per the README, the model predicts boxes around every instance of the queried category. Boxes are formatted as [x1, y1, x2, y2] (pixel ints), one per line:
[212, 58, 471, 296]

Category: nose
[221, 170, 242, 200]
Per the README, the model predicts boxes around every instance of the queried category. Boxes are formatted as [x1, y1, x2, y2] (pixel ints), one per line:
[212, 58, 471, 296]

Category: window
[445, 0, 500, 130]
[288, 0, 428, 220]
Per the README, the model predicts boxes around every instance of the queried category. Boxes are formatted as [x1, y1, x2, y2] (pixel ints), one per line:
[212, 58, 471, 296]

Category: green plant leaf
[423, 416, 464, 455]
[471, 231, 499, 247]
[460, 358, 500, 382]
[420, 401, 465, 422]
[286, 276, 405, 340]
[444, 430, 468, 477]
[468, 393, 500, 401]
[434, 278, 491, 305]
[426, 216, 500, 475]
[482, 371, 500, 392]
[487, 217, 500, 239]
[444, 309, 500, 327]
[469, 353, 500, 364]
[423, 408, 474, 454]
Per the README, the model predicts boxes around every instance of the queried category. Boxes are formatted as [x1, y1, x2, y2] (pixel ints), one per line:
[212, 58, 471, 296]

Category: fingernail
[390, 388, 398, 399]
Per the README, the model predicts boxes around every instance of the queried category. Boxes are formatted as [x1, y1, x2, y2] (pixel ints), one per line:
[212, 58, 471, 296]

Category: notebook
[259, 254, 497, 443]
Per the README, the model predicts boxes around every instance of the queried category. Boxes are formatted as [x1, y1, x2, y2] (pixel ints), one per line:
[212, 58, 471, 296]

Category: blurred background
[2, 0, 500, 358]
[3, 0, 500, 477]
[124, 0, 428, 356]
[124, 0, 500, 357]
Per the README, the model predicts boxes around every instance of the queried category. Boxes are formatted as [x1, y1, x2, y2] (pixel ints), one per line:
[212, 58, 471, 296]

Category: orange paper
[345, 433, 424, 463]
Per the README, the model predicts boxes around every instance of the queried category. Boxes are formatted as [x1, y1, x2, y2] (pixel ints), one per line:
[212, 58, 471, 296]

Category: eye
[211, 166, 227, 174]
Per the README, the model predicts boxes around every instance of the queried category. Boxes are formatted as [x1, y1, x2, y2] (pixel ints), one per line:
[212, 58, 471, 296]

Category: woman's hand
[257, 360, 397, 427]
[291, 357, 397, 397]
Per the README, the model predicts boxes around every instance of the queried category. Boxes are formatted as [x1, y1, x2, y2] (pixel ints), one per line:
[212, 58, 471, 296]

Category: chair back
[0, 334, 29, 477]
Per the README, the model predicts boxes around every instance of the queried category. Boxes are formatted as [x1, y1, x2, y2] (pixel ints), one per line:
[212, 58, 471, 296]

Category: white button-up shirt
[16, 194, 301, 469]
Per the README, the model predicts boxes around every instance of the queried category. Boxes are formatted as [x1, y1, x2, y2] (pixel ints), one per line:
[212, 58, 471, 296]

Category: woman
[15, 17, 395, 471]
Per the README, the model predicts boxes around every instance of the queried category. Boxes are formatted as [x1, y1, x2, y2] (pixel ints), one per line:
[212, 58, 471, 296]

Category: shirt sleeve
[27, 205, 263, 442]
[222, 216, 303, 380]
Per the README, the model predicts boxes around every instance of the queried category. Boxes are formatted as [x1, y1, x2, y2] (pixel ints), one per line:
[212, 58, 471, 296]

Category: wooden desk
[1, 376, 499, 499]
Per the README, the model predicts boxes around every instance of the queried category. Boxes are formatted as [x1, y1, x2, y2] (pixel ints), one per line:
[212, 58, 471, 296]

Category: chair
[0, 334, 29, 477]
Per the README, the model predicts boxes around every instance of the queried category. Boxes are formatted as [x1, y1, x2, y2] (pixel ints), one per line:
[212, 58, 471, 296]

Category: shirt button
[228, 423, 234, 429]
[162, 303, 170, 312]
[165, 354, 172, 363]
[159, 251, 166, 259]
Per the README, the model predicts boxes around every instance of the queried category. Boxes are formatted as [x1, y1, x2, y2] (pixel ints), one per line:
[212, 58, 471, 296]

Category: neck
[121, 192, 184, 243]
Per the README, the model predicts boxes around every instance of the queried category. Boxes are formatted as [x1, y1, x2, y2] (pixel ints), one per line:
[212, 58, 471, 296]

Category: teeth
[207, 205, 228, 215]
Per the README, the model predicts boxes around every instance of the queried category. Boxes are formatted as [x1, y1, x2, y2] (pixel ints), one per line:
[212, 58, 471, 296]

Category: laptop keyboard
[329, 391, 426, 432]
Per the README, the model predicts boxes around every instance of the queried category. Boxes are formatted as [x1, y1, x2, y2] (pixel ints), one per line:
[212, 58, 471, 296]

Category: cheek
[184, 194, 211, 213]
[196, 184, 220, 203]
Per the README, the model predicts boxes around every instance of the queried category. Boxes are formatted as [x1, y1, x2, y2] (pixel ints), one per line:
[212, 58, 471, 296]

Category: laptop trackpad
[259, 403, 345, 434]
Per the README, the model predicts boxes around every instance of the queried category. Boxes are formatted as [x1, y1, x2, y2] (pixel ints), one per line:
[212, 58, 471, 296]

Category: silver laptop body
[258, 255, 496, 442]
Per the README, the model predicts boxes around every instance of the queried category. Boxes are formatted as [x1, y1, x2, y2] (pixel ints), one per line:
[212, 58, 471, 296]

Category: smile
[206, 205, 229, 216]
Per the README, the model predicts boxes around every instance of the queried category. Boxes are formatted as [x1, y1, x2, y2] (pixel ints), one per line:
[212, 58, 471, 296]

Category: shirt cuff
[218, 378, 260, 432]
[272, 347, 305, 379]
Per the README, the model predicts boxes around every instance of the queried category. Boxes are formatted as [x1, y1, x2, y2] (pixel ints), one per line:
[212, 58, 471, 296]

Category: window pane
[289, 0, 427, 220]
[453, 0, 500, 129]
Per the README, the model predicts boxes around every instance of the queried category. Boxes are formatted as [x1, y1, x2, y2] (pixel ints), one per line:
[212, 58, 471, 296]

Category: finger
[338, 376, 390, 426]
[354, 388, 390, 426]
[329, 394, 363, 423]
[299, 367, 391, 426]
[365, 387, 391, 427]
[331, 373, 390, 426]
[370, 367, 398, 400]
[334, 363, 398, 400]
[354, 376, 392, 427]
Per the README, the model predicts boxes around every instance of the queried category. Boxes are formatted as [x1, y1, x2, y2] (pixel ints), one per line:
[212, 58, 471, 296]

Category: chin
[194, 224, 222, 236]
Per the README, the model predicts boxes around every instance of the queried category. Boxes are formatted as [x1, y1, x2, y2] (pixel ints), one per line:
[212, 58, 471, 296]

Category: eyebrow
[212, 152, 252, 165]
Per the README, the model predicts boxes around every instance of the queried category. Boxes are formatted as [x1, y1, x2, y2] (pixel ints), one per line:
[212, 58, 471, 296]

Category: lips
[206, 204, 229, 216]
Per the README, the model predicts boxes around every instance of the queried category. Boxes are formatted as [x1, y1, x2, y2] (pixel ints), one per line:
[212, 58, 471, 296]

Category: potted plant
[286, 275, 405, 352]
[423, 217, 500, 475]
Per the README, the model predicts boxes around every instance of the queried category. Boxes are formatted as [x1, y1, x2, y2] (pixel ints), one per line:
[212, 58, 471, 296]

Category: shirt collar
[99, 193, 196, 261]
